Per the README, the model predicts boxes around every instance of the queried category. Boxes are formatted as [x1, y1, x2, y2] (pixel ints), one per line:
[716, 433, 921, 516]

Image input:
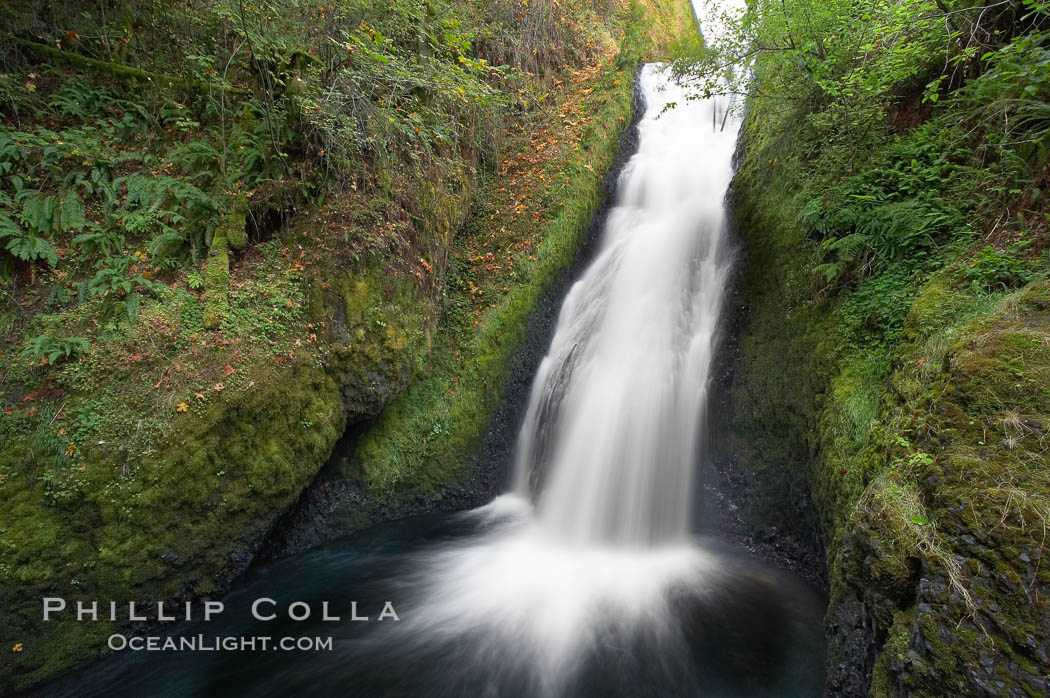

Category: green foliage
[961, 239, 1040, 292]
[0, 212, 58, 267]
[20, 333, 90, 365]
[84, 254, 163, 322]
[0, 0, 689, 692]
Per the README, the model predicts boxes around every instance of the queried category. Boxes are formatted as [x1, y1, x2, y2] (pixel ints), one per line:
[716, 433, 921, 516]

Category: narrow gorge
[3, 0, 1050, 696]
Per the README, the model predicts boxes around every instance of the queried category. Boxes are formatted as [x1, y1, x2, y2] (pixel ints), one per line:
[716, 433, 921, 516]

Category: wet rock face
[825, 595, 876, 696]
[828, 518, 1050, 698]
[333, 344, 414, 423]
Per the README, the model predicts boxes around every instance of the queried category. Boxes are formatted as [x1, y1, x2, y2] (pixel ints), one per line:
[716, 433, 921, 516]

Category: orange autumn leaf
[224, 364, 235, 376]
[214, 383, 225, 391]
[176, 403, 189, 413]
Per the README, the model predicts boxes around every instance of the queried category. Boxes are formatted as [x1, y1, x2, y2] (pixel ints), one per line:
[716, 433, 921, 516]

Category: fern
[56, 189, 87, 233]
[0, 133, 27, 174]
[148, 230, 188, 267]
[72, 228, 125, 258]
[169, 140, 222, 170]
[0, 213, 58, 267]
[814, 260, 849, 283]
[823, 232, 869, 262]
[18, 189, 55, 233]
[21, 334, 90, 366]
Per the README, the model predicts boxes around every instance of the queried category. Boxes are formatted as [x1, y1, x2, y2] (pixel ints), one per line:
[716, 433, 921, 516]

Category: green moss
[0, 352, 348, 689]
[0, 2, 733, 691]
[350, 81, 633, 496]
[203, 226, 230, 329]
[224, 196, 249, 250]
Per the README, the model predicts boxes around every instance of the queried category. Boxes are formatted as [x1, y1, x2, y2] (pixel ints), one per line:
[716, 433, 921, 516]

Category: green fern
[72, 228, 125, 258]
[21, 334, 90, 366]
[0, 213, 58, 267]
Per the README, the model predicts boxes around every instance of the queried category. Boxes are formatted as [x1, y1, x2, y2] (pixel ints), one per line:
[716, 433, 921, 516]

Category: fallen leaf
[224, 364, 235, 376]
[176, 402, 188, 413]
[214, 383, 225, 391]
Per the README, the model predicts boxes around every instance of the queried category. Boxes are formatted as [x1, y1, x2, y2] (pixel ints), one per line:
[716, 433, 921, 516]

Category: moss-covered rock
[0, 251, 436, 677]
[203, 225, 230, 330]
[724, 128, 1050, 695]
[225, 196, 250, 250]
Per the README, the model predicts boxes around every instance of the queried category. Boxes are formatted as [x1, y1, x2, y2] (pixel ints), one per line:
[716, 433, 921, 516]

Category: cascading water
[514, 63, 739, 545]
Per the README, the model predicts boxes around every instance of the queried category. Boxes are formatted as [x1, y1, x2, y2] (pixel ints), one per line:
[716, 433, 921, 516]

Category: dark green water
[40, 502, 825, 698]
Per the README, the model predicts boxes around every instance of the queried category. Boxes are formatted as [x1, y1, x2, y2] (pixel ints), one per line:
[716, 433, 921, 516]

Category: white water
[513, 63, 739, 544]
[391, 62, 746, 694]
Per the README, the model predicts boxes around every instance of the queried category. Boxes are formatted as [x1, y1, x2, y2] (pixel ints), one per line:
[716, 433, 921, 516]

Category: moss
[224, 196, 249, 250]
[0, 2, 718, 692]
[712, 137, 833, 537]
[0, 353, 347, 689]
[203, 226, 230, 330]
[871, 610, 915, 697]
[348, 79, 632, 497]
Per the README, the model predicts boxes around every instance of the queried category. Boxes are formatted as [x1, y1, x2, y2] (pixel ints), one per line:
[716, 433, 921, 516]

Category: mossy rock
[224, 196, 250, 250]
[203, 226, 230, 329]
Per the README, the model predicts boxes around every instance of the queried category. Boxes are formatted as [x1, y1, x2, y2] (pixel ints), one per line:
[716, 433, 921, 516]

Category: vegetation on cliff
[697, 0, 1050, 694]
[0, 0, 699, 690]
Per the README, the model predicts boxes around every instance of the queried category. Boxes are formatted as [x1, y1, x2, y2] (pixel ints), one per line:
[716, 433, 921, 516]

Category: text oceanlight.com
[107, 635, 334, 652]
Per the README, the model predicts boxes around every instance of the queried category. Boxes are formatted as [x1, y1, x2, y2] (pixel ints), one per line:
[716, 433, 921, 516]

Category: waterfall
[382, 62, 753, 696]
[513, 63, 739, 545]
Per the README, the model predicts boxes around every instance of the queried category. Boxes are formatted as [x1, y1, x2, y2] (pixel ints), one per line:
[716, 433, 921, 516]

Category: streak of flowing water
[513, 63, 739, 544]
